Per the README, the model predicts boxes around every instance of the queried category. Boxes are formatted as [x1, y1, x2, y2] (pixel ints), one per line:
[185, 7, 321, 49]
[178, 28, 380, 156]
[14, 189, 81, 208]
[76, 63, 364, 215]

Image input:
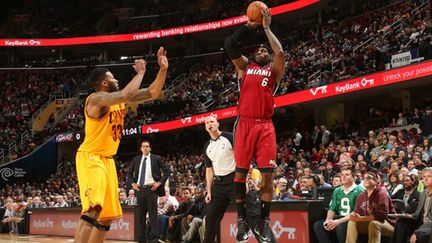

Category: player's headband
[256, 44, 272, 54]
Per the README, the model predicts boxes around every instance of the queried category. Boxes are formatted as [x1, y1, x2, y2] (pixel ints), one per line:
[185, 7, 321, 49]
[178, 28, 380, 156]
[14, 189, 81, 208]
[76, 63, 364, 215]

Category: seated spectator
[2, 201, 14, 233]
[346, 171, 396, 243]
[392, 167, 432, 243]
[126, 189, 137, 206]
[318, 174, 332, 188]
[299, 176, 310, 192]
[119, 190, 128, 205]
[392, 174, 420, 214]
[323, 162, 337, 184]
[167, 187, 194, 243]
[273, 177, 291, 201]
[2, 202, 23, 234]
[387, 171, 404, 197]
[314, 161, 327, 175]
[332, 174, 342, 188]
[181, 186, 206, 243]
[408, 160, 419, 175]
[157, 188, 177, 241]
[25, 197, 33, 209]
[54, 195, 68, 207]
[29, 196, 46, 208]
[313, 167, 364, 243]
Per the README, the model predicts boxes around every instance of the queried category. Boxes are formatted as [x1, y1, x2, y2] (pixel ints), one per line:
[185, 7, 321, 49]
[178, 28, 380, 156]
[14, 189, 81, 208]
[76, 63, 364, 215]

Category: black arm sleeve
[203, 141, 212, 168]
[222, 132, 234, 146]
[224, 24, 250, 60]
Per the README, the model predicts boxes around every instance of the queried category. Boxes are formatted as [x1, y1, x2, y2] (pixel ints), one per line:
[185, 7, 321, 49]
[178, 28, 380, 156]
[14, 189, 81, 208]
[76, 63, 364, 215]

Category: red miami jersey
[237, 63, 276, 118]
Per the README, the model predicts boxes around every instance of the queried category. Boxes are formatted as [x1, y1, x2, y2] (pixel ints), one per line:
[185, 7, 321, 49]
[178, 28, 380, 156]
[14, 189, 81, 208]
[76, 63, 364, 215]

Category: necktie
[138, 157, 147, 187]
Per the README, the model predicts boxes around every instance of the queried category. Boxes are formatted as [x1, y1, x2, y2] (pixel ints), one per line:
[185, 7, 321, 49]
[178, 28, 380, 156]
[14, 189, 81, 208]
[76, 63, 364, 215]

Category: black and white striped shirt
[204, 132, 235, 176]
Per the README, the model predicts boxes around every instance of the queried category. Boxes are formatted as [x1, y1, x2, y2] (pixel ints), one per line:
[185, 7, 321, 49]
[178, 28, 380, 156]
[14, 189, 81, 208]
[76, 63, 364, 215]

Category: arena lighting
[138, 60, 432, 134]
[0, 0, 319, 47]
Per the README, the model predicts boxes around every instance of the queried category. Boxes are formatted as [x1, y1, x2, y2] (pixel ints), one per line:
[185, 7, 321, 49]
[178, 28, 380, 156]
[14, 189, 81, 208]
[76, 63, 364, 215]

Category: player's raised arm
[224, 22, 259, 79]
[129, 47, 169, 104]
[89, 59, 147, 109]
[261, 8, 285, 83]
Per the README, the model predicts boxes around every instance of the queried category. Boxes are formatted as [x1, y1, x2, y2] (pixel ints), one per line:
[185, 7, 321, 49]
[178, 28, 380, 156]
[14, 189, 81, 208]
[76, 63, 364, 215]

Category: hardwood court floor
[0, 234, 137, 242]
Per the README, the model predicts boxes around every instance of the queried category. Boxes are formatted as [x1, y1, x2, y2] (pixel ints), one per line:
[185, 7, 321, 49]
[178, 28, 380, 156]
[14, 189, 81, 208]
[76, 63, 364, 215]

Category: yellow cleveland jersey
[78, 94, 125, 156]
[250, 168, 262, 183]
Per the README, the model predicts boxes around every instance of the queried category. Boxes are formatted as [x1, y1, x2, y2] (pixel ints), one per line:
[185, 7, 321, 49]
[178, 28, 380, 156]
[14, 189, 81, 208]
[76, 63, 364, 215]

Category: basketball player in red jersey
[224, 8, 284, 243]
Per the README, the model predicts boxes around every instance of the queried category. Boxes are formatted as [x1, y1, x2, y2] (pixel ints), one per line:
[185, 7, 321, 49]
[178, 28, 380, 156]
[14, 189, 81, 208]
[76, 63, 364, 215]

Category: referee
[202, 116, 235, 243]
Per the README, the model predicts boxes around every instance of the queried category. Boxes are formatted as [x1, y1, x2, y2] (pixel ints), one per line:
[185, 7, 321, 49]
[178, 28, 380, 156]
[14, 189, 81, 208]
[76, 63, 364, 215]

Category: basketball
[246, 1, 268, 22]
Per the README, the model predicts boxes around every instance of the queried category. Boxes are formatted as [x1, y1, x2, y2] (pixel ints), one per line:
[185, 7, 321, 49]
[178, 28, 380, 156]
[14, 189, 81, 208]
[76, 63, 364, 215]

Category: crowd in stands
[2, 105, 432, 241]
[0, 70, 85, 159]
[0, 0, 297, 38]
[278, 0, 430, 91]
[49, 0, 432, 130]
[0, 0, 430, 169]
[1, 1, 432, 242]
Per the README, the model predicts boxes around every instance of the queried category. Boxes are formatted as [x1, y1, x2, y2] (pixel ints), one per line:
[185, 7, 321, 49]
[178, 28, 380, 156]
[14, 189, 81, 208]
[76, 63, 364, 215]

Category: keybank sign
[229, 221, 297, 240]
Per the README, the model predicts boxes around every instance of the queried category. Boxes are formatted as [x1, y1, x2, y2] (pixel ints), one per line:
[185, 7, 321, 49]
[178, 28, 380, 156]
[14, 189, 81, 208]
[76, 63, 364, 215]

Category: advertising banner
[29, 209, 134, 240]
[0, 138, 57, 186]
[139, 60, 432, 134]
[221, 211, 309, 242]
[387, 48, 424, 69]
[0, 0, 319, 47]
[391, 51, 412, 68]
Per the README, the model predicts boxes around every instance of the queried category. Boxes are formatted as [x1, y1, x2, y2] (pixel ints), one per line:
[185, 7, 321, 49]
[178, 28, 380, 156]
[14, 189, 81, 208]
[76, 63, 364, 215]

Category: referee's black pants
[203, 178, 235, 243]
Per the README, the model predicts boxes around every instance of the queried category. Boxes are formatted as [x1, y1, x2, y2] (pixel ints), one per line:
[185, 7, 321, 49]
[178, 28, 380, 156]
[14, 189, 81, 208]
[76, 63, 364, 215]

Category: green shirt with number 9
[329, 184, 364, 216]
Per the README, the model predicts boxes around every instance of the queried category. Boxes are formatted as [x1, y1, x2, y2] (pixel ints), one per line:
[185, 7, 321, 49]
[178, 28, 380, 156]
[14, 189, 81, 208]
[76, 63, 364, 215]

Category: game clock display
[122, 126, 141, 136]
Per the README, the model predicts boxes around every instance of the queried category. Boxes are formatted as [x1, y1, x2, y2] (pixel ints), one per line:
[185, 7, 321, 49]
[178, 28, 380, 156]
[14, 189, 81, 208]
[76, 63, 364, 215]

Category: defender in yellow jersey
[74, 47, 168, 243]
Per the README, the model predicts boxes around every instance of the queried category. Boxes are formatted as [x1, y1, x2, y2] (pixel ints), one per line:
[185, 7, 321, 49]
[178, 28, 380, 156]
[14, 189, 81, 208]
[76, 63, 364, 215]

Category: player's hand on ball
[262, 8, 271, 28]
[133, 59, 146, 74]
[157, 46, 168, 70]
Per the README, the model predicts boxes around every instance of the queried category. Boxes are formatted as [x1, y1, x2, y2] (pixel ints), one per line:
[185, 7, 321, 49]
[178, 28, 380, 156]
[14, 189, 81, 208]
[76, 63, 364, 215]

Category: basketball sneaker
[236, 217, 250, 243]
[252, 218, 272, 243]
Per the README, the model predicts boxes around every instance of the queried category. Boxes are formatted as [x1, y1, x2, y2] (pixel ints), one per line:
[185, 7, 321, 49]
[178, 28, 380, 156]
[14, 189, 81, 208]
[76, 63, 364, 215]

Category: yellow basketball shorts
[75, 151, 122, 221]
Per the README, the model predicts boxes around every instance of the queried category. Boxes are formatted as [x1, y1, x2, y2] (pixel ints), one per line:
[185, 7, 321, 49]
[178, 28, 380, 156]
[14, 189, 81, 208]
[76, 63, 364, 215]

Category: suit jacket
[127, 153, 171, 197]
[411, 190, 432, 235]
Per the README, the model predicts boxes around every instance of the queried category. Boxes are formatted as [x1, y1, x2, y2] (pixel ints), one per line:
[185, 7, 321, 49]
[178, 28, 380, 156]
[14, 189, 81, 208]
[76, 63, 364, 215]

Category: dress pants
[346, 220, 394, 243]
[136, 187, 159, 243]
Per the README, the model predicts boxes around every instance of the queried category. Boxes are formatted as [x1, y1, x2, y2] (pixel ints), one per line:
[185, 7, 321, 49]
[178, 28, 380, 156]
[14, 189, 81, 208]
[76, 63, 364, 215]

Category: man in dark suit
[128, 140, 171, 243]
[392, 167, 432, 243]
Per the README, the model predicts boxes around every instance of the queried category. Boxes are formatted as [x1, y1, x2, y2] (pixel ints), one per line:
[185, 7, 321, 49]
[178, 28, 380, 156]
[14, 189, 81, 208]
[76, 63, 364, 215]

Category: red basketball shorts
[234, 116, 277, 171]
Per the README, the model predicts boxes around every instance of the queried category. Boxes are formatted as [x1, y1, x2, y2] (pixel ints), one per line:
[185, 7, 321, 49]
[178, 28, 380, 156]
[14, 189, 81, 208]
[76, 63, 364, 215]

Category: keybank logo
[146, 127, 160, 134]
[272, 221, 296, 239]
[229, 221, 296, 240]
[62, 220, 78, 230]
[110, 218, 130, 231]
[360, 77, 374, 87]
[33, 218, 54, 228]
